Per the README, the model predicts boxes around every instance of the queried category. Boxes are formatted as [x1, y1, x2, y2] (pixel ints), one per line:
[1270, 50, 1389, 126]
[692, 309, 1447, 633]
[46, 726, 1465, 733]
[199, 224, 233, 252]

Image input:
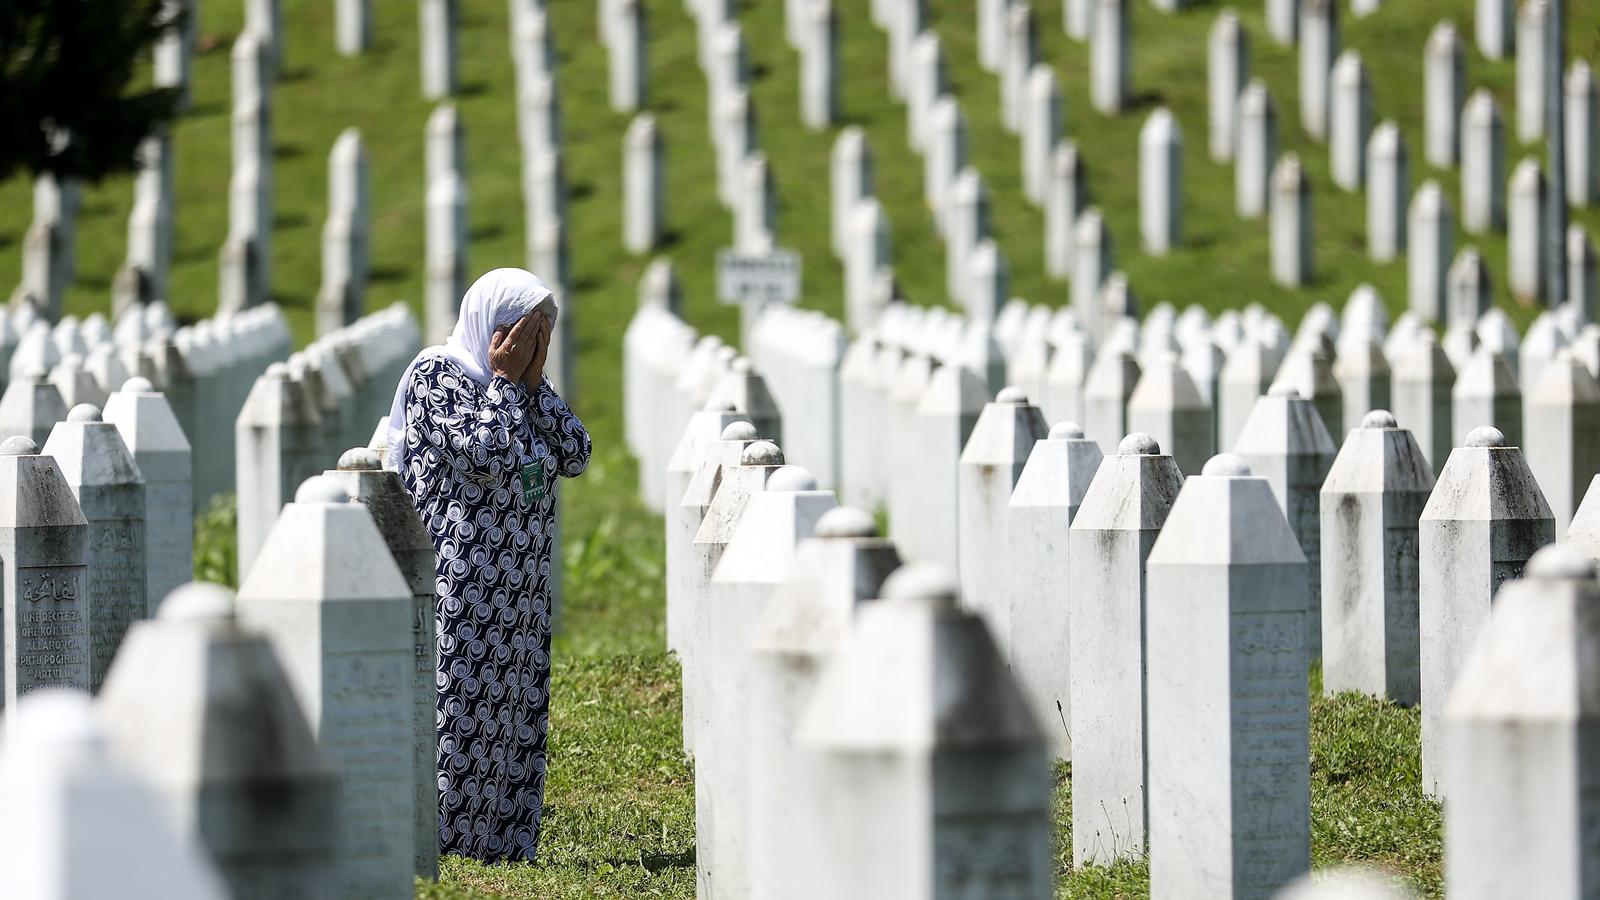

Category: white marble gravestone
[1425, 22, 1464, 168]
[0, 690, 226, 899]
[235, 364, 325, 579]
[1367, 122, 1408, 262]
[794, 563, 1052, 900]
[0, 436, 89, 708]
[1208, 11, 1249, 163]
[700, 467, 835, 899]
[1461, 91, 1507, 234]
[1147, 454, 1310, 899]
[98, 582, 339, 897]
[958, 387, 1049, 620]
[1522, 350, 1600, 538]
[1320, 411, 1434, 704]
[1391, 332, 1455, 472]
[1408, 182, 1454, 324]
[1444, 545, 1600, 899]
[1127, 352, 1212, 475]
[1236, 80, 1279, 220]
[1140, 108, 1183, 255]
[1069, 433, 1185, 865]
[0, 367, 67, 448]
[42, 405, 145, 691]
[1507, 158, 1547, 303]
[237, 477, 415, 898]
[1329, 51, 1371, 191]
[325, 448, 439, 879]
[745, 507, 900, 899]
[1091, 0, 1129, 114]
[1006, 422, 1104, 759]
[1451, 348, 1523, 447]
[1418, 426, 1553, 796]
[1235, 384, 1336, 659]
[1298, 0, 1338, 140]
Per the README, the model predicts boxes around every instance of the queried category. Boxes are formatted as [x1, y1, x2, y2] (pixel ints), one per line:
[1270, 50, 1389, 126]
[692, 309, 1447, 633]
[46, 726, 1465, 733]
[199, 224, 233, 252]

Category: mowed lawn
[4, 0, 1598, 896]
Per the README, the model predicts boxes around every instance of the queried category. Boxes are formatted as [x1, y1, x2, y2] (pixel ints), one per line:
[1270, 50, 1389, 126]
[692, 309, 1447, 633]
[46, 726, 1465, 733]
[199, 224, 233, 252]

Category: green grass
[11, 0, 1590, 894]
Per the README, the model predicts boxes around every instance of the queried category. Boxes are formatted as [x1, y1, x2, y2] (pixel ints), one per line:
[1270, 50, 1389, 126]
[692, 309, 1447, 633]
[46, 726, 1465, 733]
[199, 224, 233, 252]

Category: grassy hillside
[2, 0, 1594, 895]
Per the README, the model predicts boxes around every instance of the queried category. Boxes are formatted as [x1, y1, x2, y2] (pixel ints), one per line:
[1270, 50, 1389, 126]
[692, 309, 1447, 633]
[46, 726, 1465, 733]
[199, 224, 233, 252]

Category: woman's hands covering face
[489, 314, 540, 382]
[522, 314, 553, 390]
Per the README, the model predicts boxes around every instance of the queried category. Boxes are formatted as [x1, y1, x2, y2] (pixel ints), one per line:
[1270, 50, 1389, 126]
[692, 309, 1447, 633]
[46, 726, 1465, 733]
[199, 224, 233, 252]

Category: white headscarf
[385, 268, 557, 469]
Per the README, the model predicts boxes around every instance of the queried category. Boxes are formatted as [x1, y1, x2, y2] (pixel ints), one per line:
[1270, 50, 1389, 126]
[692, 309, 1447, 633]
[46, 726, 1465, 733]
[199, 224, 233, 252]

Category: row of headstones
[0, 439, 443, 898]
[659, 395, 1570, 898]
[234, 303, 421, 578]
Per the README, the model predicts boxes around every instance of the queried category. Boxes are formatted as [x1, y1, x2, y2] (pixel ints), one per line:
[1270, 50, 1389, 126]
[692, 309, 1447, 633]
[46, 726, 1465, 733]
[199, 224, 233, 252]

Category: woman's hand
[489, 314, 539, 382]
[522, 314, 553, 390]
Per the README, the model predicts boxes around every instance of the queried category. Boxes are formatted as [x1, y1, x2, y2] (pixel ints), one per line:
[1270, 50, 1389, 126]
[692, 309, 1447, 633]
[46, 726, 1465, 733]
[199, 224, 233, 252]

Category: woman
[387, 268, 591, 862]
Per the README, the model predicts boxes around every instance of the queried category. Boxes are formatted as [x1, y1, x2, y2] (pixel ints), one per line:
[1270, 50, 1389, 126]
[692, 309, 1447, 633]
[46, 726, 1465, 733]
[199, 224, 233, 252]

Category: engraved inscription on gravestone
[1230, 610, 1308, 894]
[326, 650, 413, 885]
[89, 518, 144, 688]
[13, 566, 90, 694]
[717, 249, 803, 306]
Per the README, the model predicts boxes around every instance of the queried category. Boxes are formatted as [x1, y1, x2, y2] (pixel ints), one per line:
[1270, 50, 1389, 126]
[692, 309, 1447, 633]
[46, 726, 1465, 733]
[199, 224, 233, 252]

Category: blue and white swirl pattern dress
[398, 356, 591, 862]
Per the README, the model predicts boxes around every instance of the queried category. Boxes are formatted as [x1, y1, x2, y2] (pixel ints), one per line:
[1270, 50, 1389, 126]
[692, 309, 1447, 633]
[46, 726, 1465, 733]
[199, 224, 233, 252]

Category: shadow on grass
[633, 849, 695, 873]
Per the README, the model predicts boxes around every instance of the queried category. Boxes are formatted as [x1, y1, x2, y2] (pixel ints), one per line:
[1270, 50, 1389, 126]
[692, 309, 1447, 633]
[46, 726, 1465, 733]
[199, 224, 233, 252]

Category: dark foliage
[0, 0, 181, 182]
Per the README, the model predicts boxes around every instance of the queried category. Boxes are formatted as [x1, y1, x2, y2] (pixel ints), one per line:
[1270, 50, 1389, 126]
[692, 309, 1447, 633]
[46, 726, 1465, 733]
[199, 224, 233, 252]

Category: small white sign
[717, 249, 802, 306]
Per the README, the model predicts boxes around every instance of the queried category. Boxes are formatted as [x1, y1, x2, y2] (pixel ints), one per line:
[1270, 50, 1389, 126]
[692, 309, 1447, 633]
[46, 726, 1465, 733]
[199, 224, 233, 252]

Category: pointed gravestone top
[1423, 426, 1551, 522]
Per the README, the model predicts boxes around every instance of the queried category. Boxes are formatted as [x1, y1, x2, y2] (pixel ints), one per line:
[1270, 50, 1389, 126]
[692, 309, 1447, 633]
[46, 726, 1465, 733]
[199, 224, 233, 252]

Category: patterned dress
[398, 356, 591, 862]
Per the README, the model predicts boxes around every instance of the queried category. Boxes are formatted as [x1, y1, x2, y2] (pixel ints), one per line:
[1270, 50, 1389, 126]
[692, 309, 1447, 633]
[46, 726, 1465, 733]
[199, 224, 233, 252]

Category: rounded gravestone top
[1268, 382, 1301, 398]
[158, 582, 237, 621]
[1526, 544, 1597, 581]
[703, 398, 738, 413]
[265, 362, 290, 378]
[730, 357, 752, 375]
[720, 421, 758, 442]
[996, 386, 1028, 404]
[121, 376, 156, 394]
[815, 506, 877, 538]
[1119, 432, 1161, 455]
[1466, 425, 1507, 448]
[0, 436, 38, 456]
[1202, 453, 1252, 477]
[337, 447, 383, 471]
[768, 465, 818, 492]
[67, 404, 101, 423]
[742, 441, 784, 466]
[882, 562, 959, 605]
[295, 475, 351, 505]
[1050, 422, 1086, 440]
[1361, 409, 1398, 429]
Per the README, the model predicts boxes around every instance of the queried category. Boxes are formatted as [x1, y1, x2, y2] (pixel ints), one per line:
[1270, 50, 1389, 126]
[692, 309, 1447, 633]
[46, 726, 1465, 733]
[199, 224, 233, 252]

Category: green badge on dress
[521, 458, 546, 505]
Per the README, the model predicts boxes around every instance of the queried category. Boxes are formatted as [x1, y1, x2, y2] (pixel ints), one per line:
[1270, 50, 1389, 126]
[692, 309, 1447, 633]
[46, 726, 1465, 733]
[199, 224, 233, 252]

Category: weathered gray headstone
[794, 563, 1052, 900]
[0, 437, 89, 707]
[237, 476, 415, 896]
[1271, 346, 1342, 441]
[1069, 433, 1185, 865]
[98, 582, 340, 896]
[1443, 545, 1600, 898]
[1320, 410, 1434, 704]
[1147, 453, 1310, 898]
[42, 406, 145, 692]
[1419, 426, 1553, 796]
[235, 364, 324, 579]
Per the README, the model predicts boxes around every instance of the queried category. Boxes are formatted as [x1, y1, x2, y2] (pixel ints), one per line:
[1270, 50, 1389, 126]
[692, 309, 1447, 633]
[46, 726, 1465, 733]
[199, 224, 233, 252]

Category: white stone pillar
[1333, 338, 1392, 435]
[1419, 426, 1553, 796]
[1507, 157, 1546, 302]
[1572, 225, 1598, 321]
[1271, 154, 1312, 287]
[234, 365, 324, 578]
[609, 0, 645, 112]
[420, 0, 458, 99]
[1476, 0, 1513, 59]
[1462, 90, 1507, 234]
[1522, 350, 1600, 537]
[945, 168, 990, 305]
[1444, 546, 1600, 898]
[734, 153, 776, 253]
[1426, 22, 1465, 168]
[1069, 433, 1185, 865]
[1236, 79, 1278, 219]
[1208, 10, 1249, 163]
[1072, 209, 1113, 341]
[1391, 331, 1456, 471]
[966, 239, 1008, 324]
[102, 379, 190, 611]
[1329, 51, 1371, 190]
[977, 0, 1006, 72]
[925, 98, 967, 229]
[1046, 142, 1087, 277]
[907, 32, 945, 153]
[1452, 347, 1522, 446]
[1320, 410, 1434, 704]
[1127, 353, 1211, 475]
[1006, 422, 1103, 759]
[831, 128, 874, 261]
[958, 387, 1049, 623]
[906, 363, 989, 566]
[846, 199, 892, 335]
[1091, 0, 1129, 115]
[795, 564, 1052, 900]
[1140, 108, 1183, 256]
[1001, 3, 1037, 135]
[236, 477, 415, 896]
[1367, 121, 1409, 262]
[800, 0, 836, 130]
[624, 114, 663, 254]
[1514, 0, 1548, 142]
[1569, 61, 1598, 207]
[1082, 348, 1140, 453]
[1044, 331, 1094, 426]
[1147, 453, 1310, 897]
[1022, 65, 1061, 207]
[1298, 0, 1338, 141]
[1266, 0, 1299, 44]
